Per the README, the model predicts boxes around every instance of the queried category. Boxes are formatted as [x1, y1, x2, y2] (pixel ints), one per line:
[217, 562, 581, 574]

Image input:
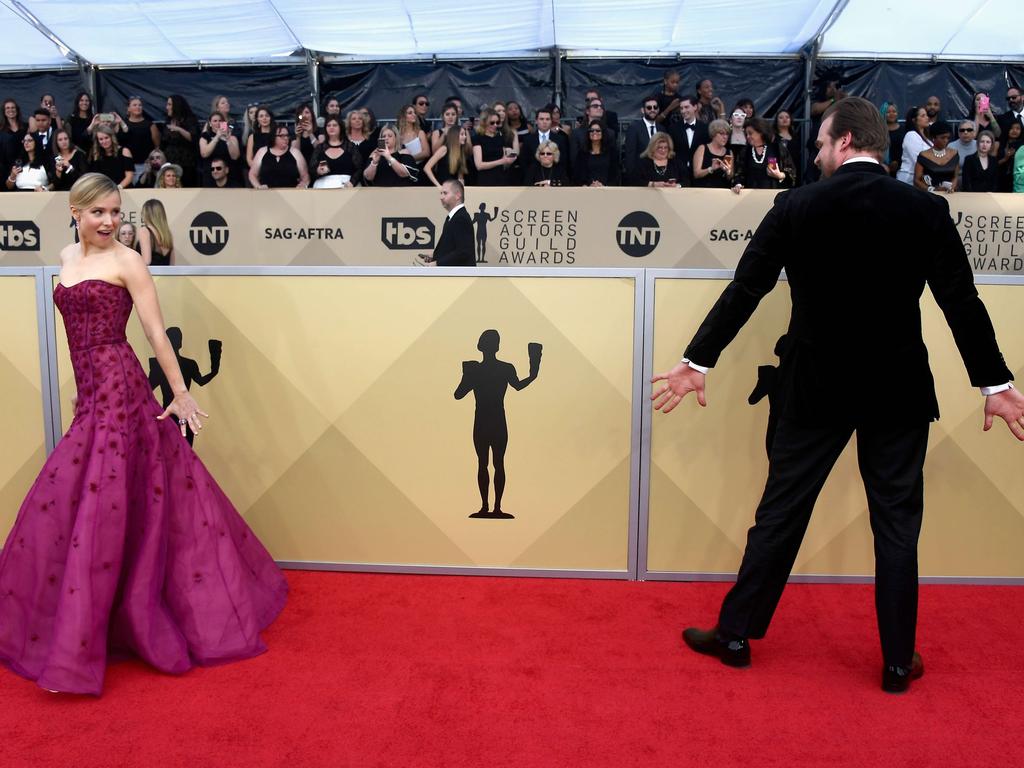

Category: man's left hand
[983, 387, 1024, 441]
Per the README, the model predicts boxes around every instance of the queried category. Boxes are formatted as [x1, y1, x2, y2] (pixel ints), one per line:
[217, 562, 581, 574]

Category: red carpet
[2, 571, 1022, 767]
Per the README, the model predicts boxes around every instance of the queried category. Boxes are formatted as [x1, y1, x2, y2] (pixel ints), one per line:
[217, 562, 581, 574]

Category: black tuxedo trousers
[718, 418, 929, 667]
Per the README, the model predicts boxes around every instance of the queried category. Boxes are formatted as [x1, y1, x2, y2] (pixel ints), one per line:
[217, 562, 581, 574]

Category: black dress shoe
[882, 651, 924, 693]
[682, 626, 751, 668]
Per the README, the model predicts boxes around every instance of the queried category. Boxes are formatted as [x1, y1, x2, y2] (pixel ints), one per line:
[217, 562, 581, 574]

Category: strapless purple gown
[0, 279, 287, 695]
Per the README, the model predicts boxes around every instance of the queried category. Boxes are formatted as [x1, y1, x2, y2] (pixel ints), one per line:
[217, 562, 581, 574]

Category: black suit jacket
[623, 120, 659, 177]
[521, 130, 570, 170]
[432, 206, 475, 266]
[997, 111, 1024, 137]
[684, 161, 1011, 426]
[667, 121, 709, 180]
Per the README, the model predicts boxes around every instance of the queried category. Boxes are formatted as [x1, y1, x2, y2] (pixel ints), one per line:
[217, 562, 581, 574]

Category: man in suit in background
[997, 86, 1023, 136]
[521, 107, 570, 173]
[584, 88, 619, 134]
[651, 96, 1024, 693]
[418, 179, 475, 267]
[668, 95, 709, 183]
[569, 97, 617, 167]
[623, 96, 662, 182]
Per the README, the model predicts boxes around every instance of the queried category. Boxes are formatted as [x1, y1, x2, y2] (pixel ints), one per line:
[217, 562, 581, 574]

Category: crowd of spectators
[2, 77, 1022, 194]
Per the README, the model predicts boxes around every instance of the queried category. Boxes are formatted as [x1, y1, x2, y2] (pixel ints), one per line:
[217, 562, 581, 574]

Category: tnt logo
[0, 221, 40, 252]
[189, 212, 230, 256]
[615, 211, 660, 258]
[381, 218, 435, 250]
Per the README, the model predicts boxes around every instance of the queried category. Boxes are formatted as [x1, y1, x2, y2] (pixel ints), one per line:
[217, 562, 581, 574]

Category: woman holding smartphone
[362, 125, 416, 186]
[731, 117, 794, 193]
[199, 112, 241, 185]
[51, 128, 88, 191]
[473, 107, 515, 186]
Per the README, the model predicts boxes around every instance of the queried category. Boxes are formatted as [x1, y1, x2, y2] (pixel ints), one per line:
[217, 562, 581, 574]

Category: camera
[98, 113, 114, 122]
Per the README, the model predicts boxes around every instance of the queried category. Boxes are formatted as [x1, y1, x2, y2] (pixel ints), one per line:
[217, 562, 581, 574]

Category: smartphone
[979, 94, 990, 112]
[316, 116, 326, 128]
[667, 178, 677, 185]
[377, 137, 387, 150]
[98, 113, 114, 122]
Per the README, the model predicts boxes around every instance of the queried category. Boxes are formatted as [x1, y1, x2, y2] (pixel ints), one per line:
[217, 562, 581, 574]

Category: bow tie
[686, 123, 695, 128]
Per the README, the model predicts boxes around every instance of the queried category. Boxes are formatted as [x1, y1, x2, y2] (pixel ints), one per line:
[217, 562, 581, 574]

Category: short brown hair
[823, 96, 888, 157]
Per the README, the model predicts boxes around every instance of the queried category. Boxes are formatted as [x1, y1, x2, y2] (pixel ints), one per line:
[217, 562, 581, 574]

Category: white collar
[841, 156, 881, 166]
[447, 202, 465, 220]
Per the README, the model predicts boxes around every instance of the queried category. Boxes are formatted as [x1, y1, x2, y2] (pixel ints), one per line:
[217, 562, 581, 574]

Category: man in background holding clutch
[417, 179, 475, 267]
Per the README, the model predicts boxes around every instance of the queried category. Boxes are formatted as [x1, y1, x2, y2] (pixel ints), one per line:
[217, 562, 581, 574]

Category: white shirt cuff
[680, 357, 709, 374]
[980, 382, 1014, 396]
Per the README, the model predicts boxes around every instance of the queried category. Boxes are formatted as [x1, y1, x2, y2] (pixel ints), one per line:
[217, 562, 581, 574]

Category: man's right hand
[651, 362, 707, 413]
[983, 387, 1024, 441]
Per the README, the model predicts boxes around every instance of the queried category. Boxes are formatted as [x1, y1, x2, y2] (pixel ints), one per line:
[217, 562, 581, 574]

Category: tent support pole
[552, 47, 562, 108]
[308, 51, 321, 116]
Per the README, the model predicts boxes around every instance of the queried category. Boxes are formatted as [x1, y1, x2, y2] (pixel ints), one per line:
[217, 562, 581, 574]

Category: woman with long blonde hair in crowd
[138, 198, 176, 266]
[423, 124, 472, 187]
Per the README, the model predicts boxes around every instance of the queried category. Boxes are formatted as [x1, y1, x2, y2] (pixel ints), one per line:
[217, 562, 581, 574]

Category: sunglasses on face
[539, 151, 553, 155]
[589, 129, 603, 134]
[644, 105, 659, 110]
[211, 165, 226, 171]
[959, 128, 975, 133]
[416, 101, 429, 107]
[488, 120, 500, 126]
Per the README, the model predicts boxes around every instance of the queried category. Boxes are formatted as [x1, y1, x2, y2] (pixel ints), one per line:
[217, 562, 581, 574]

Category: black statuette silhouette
[148, 327, 222, 446]
[748, 334, 787, 458]
[471, 204, 499, 263]
[455, 330, 542, 519]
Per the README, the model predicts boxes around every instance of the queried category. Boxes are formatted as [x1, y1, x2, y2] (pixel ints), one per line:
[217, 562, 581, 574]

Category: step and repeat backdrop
[0, 274, 47, 540]
[646, 276, 1024, 580]
[2, 266, 1022, 580]
[3, 189, 1023, 275]
[50, 272, 641, 575]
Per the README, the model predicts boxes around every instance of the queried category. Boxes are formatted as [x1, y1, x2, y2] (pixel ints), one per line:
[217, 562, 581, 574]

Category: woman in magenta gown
[0, 173, 287, 695]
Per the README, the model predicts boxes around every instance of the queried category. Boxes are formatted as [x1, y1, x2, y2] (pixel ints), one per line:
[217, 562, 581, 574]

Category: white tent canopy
[1, 0, 1022, 69]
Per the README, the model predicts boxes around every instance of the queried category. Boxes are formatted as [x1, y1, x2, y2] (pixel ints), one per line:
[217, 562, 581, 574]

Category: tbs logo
[0, 221, 40, 251]
[381, 218, 435, 250]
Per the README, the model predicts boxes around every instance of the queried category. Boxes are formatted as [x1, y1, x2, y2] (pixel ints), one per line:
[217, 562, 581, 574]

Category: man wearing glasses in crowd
[624, 96, 663, 179]
[203, 160, 239, 188]
[998, 86, 1023, 136]
[569, 97, 617, 168]
[521, 106, 569, 172]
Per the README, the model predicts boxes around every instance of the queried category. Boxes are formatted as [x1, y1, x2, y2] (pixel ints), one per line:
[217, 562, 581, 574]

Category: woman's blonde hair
[141, 198, 173, 253]
[69, 172, 119, 210]
[444, 126, 469, 178]
[640, 131, 676, 160]
[535, 139, 560, 164]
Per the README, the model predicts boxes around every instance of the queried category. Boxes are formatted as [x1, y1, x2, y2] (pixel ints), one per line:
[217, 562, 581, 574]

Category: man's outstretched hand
[983, 387, 1024, 441]
[651, 363, 707, 414]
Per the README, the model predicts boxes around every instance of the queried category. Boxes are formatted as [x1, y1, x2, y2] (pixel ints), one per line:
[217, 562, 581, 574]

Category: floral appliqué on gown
[0, 279, 287, 695]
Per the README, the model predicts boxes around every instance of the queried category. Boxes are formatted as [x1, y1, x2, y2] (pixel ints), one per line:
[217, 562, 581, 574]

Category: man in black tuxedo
[652, 97, 1024, 693]
[623, 96, 662, 181]
[667, 95, 709, 183]
[418, 179, 475, 267]
[520, 107, 570, 173]
[997, 86, 1023, 136]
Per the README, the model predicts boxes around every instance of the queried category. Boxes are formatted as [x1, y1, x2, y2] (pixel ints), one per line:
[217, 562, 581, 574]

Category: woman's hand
[732, 183, 743, 194]
[157, 391, 209, 438]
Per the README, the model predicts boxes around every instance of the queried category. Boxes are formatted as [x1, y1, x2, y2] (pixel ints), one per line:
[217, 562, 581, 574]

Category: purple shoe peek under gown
[0, 279, 287, 695]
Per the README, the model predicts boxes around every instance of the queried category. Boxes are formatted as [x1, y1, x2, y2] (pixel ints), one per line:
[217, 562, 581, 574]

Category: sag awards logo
[615, 211, 660, 257]
[189, 212, 230, 256]
[381, 217, 435, 249]
[490, 204, 577, 264]
[0, 220, 40, 251]
[952, 211, 1024, 273]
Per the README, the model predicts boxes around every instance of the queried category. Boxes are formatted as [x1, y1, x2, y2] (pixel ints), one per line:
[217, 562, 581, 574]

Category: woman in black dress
[161, 95, 199, 187]
[473, 108, 515, 186]
[523, 139, 568, 187]
[362, 126, 417, 187]
[424, 125, 472, 187]
[961, 130, 1000, 192]
[122, 97, 160, 181]
[431, 102, 460, 154]
[65, 92, 93, 151]
[88, 125, 134, 188]
[692, 119, 734, 189]
[199, 112, 241, 185]
[245, 105, 275, 172]
[573, 120, 620, 187]
[634, 131, 685, 187]
[732, 117, 794, 192]
[249, 125, 309, 189]
[4, 133, 51, 191]
[880, 101, 903, 177]
[51, 128, 88, 192]
[292, 103, 321, 167]
[914, 121, 959, 193]
[310, 116, 360, 188]
[773, 110, 799, 184]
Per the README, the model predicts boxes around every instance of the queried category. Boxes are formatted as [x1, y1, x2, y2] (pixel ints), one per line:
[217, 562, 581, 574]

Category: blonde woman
[138, 198, 175, 266]
[0, 172, 286, 695]
[396, 104, 430, 163]
[117, 221, 138, 249]
[155, 162, 183, 189]
[473, 107, 516, 186]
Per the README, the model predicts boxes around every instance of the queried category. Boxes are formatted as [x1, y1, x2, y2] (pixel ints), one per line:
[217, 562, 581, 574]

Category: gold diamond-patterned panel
[648, 279, 1024, 578]
[51, 274, 636, 570]
[0, 276, 45, 539]
[333, 277, 634, 567]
